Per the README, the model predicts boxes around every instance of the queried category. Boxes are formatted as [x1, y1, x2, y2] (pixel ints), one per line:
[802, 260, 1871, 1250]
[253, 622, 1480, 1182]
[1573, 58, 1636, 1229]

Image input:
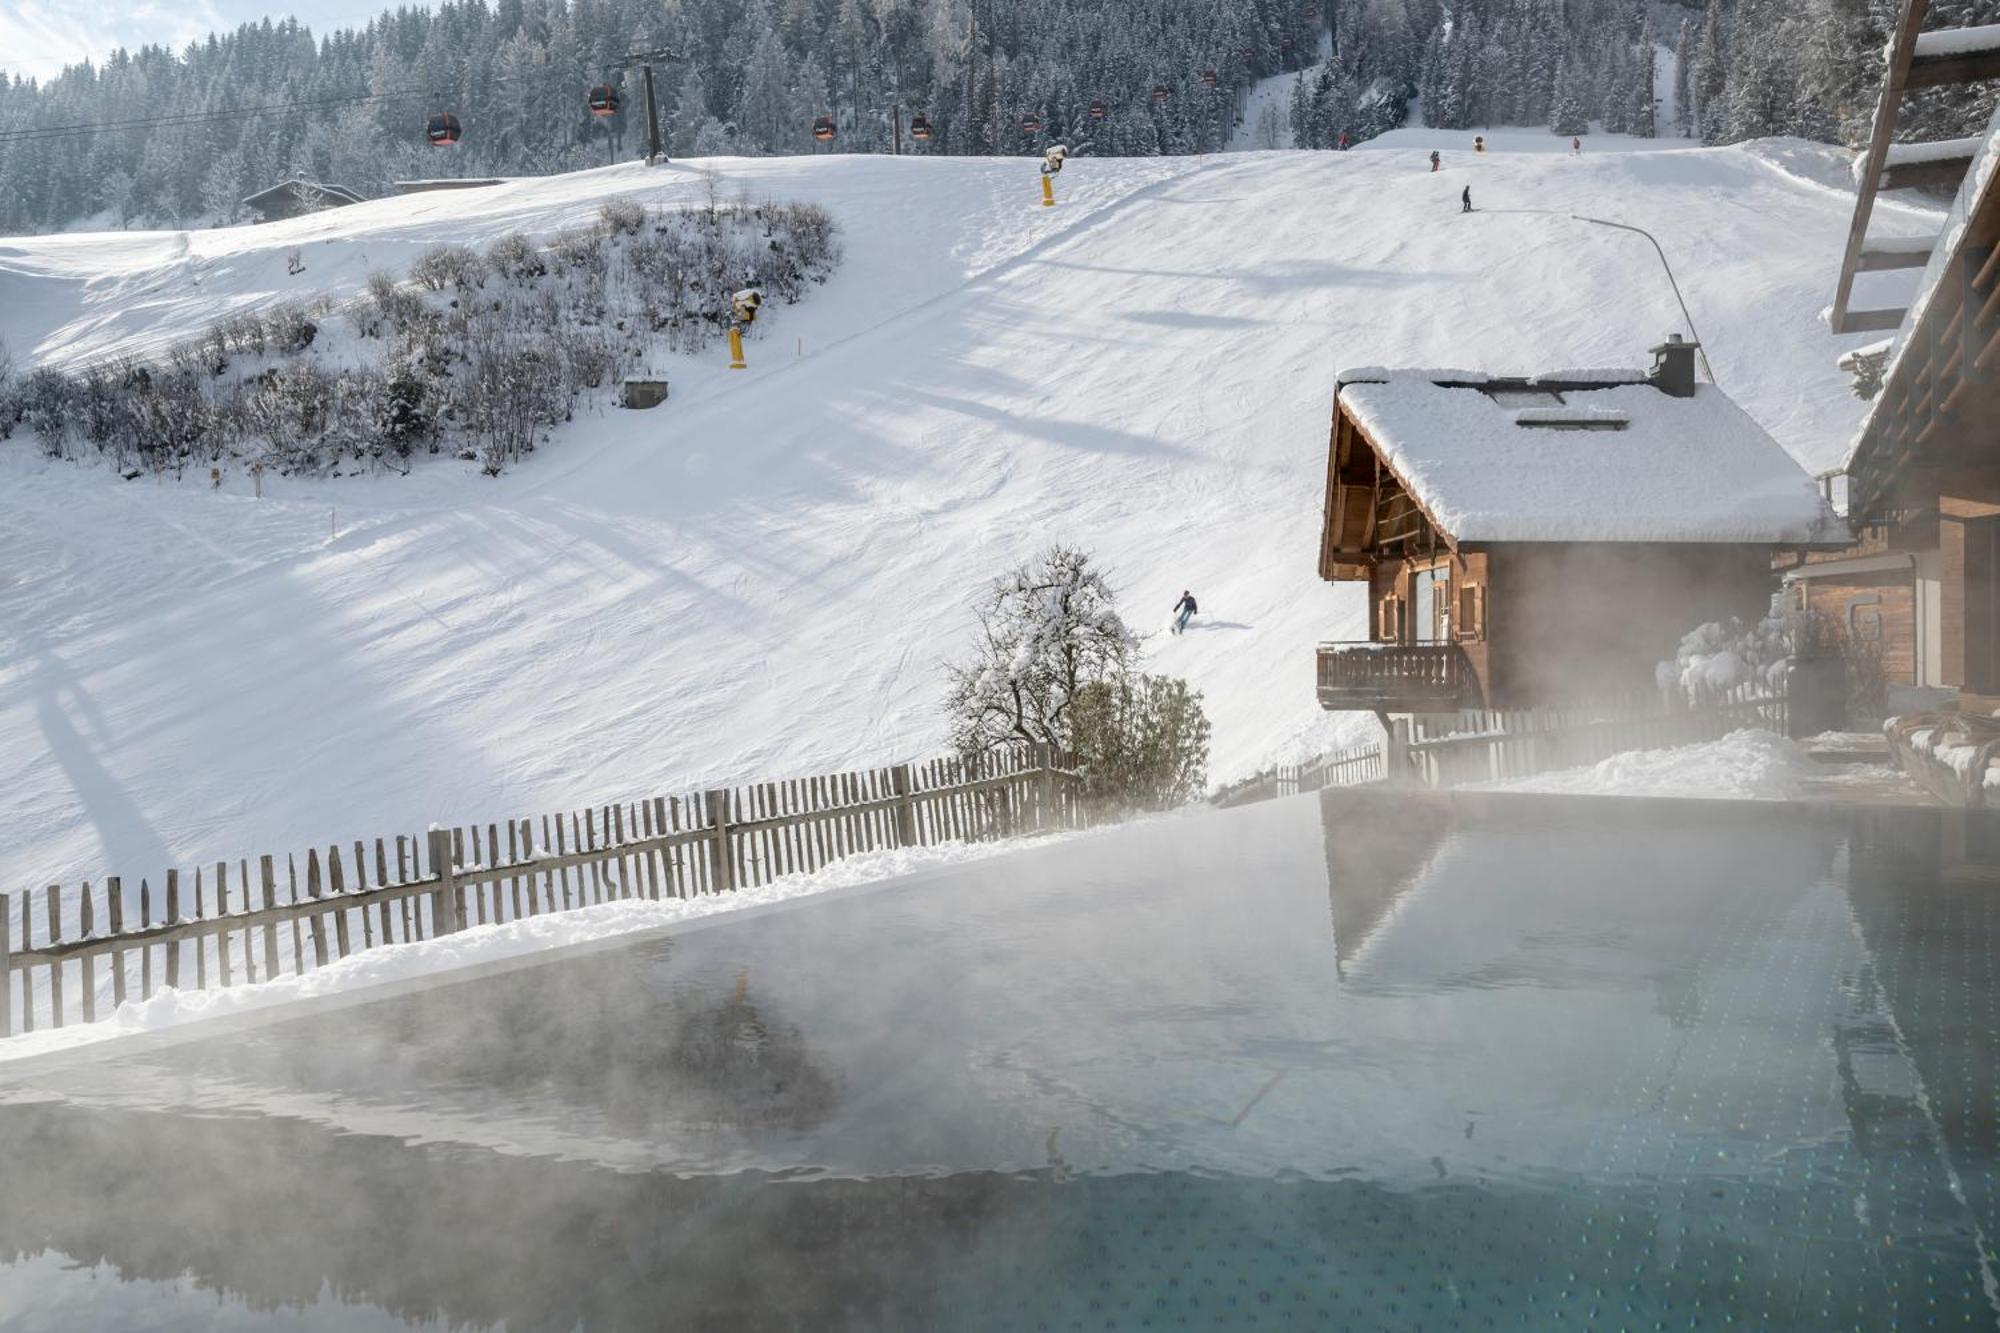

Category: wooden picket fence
[1, 745, 1080, 1037]
[1397, 685, 1789, 788]
[1214, 742, 1387, 807]
[1217, 684, 1789, 808]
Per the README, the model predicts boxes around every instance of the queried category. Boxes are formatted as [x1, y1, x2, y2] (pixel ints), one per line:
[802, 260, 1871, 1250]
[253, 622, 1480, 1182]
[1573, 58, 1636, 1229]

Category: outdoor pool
[0, 790, 1995, 1331]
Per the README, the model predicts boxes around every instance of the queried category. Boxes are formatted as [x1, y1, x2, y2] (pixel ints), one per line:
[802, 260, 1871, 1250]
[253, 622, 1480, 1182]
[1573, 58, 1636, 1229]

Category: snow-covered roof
[1337, 376, 1844, 545]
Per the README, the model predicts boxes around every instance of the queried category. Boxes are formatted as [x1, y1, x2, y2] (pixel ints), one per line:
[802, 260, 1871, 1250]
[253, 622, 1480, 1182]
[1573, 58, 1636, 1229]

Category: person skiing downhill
[1429, 150, 1440, 172]
[1461, 185, 1473, 213]
[1570, 136, 1581, 155]
[1172, 590, 1198, 635]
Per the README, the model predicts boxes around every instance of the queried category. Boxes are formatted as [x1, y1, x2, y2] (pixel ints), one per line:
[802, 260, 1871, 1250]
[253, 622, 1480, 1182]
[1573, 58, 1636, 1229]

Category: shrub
[1068, 673, 1212, 811]
[598, 196, 646, 236]
[265, 302, 318, 354]
[409, 243, 489, 293]
[363, 270, 429, 338]
[486, 231, 546, 282]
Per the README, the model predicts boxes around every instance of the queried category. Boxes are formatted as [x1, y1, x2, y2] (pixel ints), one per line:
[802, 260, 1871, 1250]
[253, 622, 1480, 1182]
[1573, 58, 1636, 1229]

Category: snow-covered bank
[0, 834, 1069, 1064]
[1480, 729, 1810, 800]
[0, 136, 1937, 903]
[1478, 728, 1913, 802]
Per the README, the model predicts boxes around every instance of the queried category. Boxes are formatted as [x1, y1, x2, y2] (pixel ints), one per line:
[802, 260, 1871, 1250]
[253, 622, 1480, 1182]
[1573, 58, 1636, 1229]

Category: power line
[0, 87, 428, 145]
[0, 60, 633, 147]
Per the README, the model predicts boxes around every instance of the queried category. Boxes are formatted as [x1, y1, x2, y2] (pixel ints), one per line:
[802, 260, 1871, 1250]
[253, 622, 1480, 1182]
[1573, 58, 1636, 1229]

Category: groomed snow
[1479, 729, 1817, 801]
[0, 131, 1915, 907]
[0, 833, 1070, 1063]
[1337, 379, 1842, 543]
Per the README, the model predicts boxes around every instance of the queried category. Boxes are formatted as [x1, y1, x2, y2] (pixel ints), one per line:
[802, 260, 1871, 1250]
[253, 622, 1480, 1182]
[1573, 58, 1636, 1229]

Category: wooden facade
[1819, 0, 2000, 716]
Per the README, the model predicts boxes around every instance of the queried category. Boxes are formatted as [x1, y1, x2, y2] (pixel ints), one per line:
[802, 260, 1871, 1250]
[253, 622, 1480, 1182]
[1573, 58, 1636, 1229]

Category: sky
[0, 0, 397, 82]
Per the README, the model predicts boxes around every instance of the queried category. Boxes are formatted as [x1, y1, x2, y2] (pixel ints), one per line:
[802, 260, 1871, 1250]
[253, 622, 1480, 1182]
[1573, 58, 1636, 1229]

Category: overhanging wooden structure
[1830, 2, 2000, 336]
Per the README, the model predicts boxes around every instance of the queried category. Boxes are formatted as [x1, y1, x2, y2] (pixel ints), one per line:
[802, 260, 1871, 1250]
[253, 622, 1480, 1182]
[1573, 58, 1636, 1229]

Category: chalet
[1316, 336, 1844, 715]
[240, 179, 365, 224]
[1804, 0, 2000, 755]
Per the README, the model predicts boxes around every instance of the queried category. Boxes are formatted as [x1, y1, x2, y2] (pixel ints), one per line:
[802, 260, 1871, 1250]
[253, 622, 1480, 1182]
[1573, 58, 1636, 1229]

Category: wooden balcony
[1316, 641, 1475, 712]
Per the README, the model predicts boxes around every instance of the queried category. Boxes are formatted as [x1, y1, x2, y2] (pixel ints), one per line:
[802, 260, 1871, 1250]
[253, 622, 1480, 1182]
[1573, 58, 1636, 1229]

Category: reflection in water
[0, 794, 1993, 1331]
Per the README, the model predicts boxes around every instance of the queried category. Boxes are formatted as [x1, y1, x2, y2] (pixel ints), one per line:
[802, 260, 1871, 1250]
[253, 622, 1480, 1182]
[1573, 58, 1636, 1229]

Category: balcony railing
[1316, 641, 1474, 712]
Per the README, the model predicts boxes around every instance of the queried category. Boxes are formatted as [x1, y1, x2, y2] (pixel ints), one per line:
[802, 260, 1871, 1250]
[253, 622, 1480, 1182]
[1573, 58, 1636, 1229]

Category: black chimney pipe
[1648, 333, 1698, 398]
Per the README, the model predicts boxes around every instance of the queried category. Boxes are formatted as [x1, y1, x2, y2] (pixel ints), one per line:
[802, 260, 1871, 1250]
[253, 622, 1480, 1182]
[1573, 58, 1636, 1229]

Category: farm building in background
[240, 179, 365, 224]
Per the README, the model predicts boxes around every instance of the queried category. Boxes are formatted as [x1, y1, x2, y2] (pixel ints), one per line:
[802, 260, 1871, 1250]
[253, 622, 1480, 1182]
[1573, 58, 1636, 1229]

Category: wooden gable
[1319, 398, 1456, 582]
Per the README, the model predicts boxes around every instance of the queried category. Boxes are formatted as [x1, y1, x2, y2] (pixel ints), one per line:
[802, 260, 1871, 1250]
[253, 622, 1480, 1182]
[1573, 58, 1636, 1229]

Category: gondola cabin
[425, 112, 462, 147]
[909, 114, 933, 140]
[1151, 84, 1171, 104]
[1020, 113, 1043, 135]
[587, 85, 620, 117]
[812, 116, 836, 142]
[1088, 99, 1109, 121]
[1315, 337, 1844, 714]
[1200, 69, 1219, 88]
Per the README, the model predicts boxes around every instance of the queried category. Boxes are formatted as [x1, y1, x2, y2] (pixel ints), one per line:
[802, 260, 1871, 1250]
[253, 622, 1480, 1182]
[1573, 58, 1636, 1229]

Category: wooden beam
[1883, 154, 1977, 191]
[1857, 242, 1937, 271]
[1832, 0, 1935, 333]
[1833, 307, 1909, 334]
[1904, 48, 2000, 89]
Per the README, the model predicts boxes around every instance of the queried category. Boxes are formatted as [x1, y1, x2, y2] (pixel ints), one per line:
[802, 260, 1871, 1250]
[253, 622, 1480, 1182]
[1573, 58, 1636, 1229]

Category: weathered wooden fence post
[0, 896, 11, 1038]
[892, 764, 918, 847]
[427, 828, 461, 935]
[1384, 717, 1412, 787]
[704, 790, 736, 893]
[1037, 745, 1057, 831]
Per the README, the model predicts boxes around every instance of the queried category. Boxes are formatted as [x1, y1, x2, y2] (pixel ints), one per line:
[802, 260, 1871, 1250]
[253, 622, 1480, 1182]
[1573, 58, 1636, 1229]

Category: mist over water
[0, 792, 1994, 1330]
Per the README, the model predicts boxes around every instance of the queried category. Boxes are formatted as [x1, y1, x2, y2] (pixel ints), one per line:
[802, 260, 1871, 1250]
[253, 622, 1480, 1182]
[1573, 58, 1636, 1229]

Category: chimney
[1648, 333, 1698, 398]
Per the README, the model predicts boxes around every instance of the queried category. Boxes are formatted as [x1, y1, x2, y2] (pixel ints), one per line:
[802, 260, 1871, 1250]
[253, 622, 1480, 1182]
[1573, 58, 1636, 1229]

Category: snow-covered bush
[1657, 597, 1793, 702]
[0, 339, 17, 440]
[598, 197, 646, 236]
[265, 302, 320, 355]
[409, 244, 489, 294]
[486, 232, 546, 283]
[15, 198, 837, 478]
[19, 367, 79, 457]
[946, 545, 1136, 754]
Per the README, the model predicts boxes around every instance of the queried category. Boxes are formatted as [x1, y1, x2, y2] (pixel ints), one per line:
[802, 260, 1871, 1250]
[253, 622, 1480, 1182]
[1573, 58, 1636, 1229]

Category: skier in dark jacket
[1461, 185, 1473, 213]
[1429, 150, 1440, 172]
[1172, 590, 1198, 635]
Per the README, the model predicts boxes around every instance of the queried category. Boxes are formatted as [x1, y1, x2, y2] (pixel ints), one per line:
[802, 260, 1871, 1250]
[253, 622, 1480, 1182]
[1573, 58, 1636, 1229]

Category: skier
[1474, 134, 1485, 153]
[1337, 130, 1349, 151]
[1171, 590, 1198, 635]
[1461, 185, 1472, 213]
[1429, 150, 1440, 172]
[1570, 136, 1581, 155]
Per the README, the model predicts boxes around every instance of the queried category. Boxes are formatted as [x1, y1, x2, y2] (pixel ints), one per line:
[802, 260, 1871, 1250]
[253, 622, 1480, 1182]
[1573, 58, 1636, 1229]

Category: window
[1457, 584, 1486, 641]
[1378, 594, 1405, 642]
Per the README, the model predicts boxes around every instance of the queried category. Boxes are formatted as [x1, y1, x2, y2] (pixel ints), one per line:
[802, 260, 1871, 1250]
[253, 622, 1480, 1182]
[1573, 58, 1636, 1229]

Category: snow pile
[1337, 379, 1841, 543]
[1898, 722, 2000, 790]
[0, 834, 1068, 1063]
[1657, 603, 1792, 700]
[1483, 728, 1811, 801]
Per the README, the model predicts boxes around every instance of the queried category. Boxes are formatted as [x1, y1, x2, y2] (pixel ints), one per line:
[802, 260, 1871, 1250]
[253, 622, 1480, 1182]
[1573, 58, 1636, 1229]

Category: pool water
[0, 790, 1995, 1331]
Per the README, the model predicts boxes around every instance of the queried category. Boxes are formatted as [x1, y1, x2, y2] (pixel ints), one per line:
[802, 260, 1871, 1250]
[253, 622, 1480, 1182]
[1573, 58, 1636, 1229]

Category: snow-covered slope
[0, 134, 1933, 893]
